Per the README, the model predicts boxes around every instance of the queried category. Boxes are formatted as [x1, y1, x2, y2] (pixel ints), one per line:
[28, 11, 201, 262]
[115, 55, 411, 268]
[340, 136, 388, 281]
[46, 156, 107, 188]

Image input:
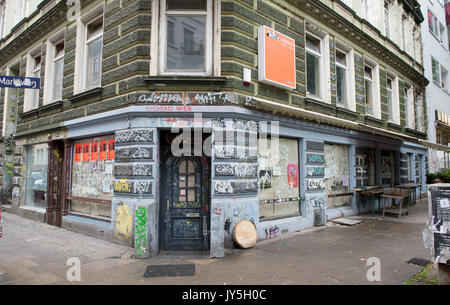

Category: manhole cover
[143, 264, 196, 278]
[407, 258, 430, 267]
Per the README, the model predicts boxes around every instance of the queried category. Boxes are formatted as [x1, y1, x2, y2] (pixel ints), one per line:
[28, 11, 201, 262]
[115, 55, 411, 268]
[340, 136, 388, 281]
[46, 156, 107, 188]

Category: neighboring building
[0, 0, 429, 258]
[419, 0, 450, 173]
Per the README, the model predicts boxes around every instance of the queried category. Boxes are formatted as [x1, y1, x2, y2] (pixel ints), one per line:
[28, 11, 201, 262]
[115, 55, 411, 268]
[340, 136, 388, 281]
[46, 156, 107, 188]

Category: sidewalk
[0, 199, 431, 285]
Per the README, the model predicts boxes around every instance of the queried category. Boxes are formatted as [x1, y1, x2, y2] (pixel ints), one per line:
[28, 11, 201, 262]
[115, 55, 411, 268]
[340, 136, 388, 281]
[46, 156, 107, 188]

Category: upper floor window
[386, 72, 399, 124]
[159, 0, 212, 75]
[401, 15, 407, 51]
[336, 48, 349, 107]
[364, 65, 374, 115]
[84, 17, 103, 90]
[306, 33, 322, 99]
[432, 57, 441, 85]
[428, 10, 440, 39]
[16, 0, 28, 23]
[0, 1, 5, 39]
[384, 0, 390, 39]
[44, 35, 65, 104]
[387, 76, 394, 122]
[24, 50, 41, 112]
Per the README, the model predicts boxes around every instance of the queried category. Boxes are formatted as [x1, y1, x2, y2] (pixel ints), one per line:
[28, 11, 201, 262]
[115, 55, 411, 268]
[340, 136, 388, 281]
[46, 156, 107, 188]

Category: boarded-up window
[70, 135, 115, 219]
[324, 143, 350, 209]
[25, 143, 49, 209]
[258, 138, 300, 220]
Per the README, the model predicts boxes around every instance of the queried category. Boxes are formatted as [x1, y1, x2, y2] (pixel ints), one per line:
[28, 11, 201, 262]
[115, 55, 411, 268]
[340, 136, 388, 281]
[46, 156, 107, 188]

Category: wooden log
[233, 220, 257, 249]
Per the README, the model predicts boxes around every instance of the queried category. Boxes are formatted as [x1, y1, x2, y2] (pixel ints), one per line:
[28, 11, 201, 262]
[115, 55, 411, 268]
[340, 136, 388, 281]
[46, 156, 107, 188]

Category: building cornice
[291, 0, 428, 87]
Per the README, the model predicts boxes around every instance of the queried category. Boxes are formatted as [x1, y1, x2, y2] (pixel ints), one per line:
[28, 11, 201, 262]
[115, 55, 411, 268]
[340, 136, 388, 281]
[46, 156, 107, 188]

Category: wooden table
[397, 183, 421, 205]
[353, 186, 384, 216]
[380, 188, 410, 218]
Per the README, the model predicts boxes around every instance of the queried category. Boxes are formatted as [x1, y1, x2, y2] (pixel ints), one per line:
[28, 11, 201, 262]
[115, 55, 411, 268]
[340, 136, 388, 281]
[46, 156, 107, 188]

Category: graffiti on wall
[114, 203, 132, 241]
[307, 178, 325, 190]
[135, 206, 148, 257]
[306, 154, 324, 164]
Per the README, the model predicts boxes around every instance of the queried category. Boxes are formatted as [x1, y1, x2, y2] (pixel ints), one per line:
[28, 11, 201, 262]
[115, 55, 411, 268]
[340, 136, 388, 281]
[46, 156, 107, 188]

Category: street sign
[0, 75, 40, 89]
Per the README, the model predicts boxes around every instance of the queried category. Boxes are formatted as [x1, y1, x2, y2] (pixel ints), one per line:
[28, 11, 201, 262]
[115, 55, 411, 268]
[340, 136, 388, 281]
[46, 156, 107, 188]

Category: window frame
[83, 16, 104, 91]
[306, 31, 324, 100]
[73, 4, 104, 95]
[158, 0, 213, 76]
[44, 29, 65, 105]
[363, 56, 380, 119]
[24, 45, 43, 112]
[386, 71, 400, 125]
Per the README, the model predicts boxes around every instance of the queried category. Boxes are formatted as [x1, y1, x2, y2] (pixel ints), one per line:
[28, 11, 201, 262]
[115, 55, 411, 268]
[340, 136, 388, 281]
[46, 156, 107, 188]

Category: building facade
[419, 0, 450, 173]
[0, 0, 429, 258]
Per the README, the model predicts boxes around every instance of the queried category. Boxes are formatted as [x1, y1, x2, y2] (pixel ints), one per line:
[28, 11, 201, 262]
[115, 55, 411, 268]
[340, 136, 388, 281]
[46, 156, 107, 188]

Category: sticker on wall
[108, 140, 115, 160]
[258, 25, 296, 90]
[99, 141, 107, 161]
[82, 143, 90, 162]
[91, 142, 98, 161]
[287, 164, 298, 188]
[74, 144, 82, 162]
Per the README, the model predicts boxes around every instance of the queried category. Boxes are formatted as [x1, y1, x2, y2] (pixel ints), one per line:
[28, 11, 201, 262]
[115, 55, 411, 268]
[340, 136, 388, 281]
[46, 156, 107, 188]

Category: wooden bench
[380, 188, 410, 218]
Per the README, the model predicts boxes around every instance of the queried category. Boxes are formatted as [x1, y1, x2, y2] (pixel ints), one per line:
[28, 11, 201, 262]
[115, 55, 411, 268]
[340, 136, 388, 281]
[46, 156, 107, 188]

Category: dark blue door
[161, 149, 210, 251]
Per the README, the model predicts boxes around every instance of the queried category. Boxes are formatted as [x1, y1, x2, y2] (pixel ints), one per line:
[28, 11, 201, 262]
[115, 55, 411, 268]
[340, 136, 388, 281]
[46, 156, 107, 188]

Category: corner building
[0, 0, 429, 257]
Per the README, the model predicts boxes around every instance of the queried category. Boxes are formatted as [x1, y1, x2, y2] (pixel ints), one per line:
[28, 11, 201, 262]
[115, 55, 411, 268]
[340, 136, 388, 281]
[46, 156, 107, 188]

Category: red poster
[82, 143, 90, 162]
[91, 142, 98, 161]
[74, 144, 82, 162]
[99, 141, 107, 161]
[108, 140, 115, 160]
[287, 164, 299, 188]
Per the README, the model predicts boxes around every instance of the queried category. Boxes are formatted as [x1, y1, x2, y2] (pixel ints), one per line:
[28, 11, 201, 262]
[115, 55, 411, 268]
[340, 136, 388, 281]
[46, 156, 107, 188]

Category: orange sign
[74, 144, 82, 162]
[91, 142, 98, 161]
[258, 25, 296, 90]
[82, 144, 90, 162]
[108, 140, 115, 160]
[99, 141, 107, 161]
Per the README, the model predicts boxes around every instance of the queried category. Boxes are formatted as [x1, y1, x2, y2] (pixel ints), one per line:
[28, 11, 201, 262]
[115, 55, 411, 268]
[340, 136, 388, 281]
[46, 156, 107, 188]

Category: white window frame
[334, 41, 355, 111]
[403, 82, 415, 129]
[24, 45, 42, 112]
[44, 29, 65, 105]
[153, 0, 218, 76]
[0, 0, 6, 39]
[335, 48, 349, 108]
[363, 57, 380, 119]
[428, 9, 440, 41]
[73, 4, 104, 95]
[384, 0, 391, 39]
[432, 57, 441, 86]
[386, 71, 400, 125]
[305, 28, 330, 103]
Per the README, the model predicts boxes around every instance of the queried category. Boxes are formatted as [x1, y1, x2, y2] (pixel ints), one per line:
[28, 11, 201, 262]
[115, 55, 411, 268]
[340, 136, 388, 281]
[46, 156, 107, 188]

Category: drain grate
[407, 258, 431, 267]
[143, 264, 196, 278]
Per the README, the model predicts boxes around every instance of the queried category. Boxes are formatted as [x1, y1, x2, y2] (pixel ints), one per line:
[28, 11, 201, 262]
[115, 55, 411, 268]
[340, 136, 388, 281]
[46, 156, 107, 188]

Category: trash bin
[314, 208, 326, 227]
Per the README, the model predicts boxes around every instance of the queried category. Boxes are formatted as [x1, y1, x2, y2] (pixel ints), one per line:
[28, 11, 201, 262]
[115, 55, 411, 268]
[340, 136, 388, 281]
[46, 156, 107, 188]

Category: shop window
[324, 144, 350, 209]
[381, 150, 396, 186]
[70, 135, 115, 220]
[25, 143, 49, 209]
[258, 138, 300, 220]
[159, 0, 212, 75]
[355, 147, 375, 187]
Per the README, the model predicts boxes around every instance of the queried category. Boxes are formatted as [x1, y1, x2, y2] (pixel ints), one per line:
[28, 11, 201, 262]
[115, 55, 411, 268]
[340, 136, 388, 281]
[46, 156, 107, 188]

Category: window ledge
[20, 108, 39, 119]
[387, 122, 402, 131]
[144, 76, 227, 90]
[336, 106, 358, 117]
[39, 100, 63, 115]
[68, 87, 103, 105]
